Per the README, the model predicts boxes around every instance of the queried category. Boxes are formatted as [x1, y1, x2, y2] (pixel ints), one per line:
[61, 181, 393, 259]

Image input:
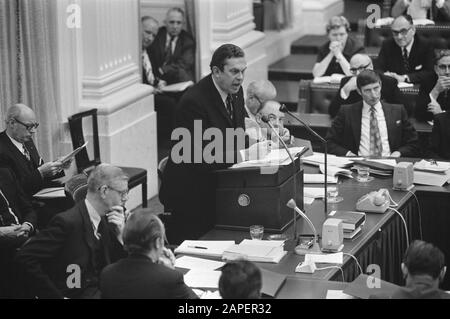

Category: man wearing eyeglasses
[377, 14, 434, 84]
[329, 54, 405, 117]
[0, 104, 67, 197]
[15, 164, 128, 299]
[416, 50, 450, 121]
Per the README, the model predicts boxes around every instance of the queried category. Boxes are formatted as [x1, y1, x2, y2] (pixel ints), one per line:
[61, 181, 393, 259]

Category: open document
[60, 141, 88, 164]
[34, 187, 66, 199]
[174, 240, 235, 258]
[231, 147, 304, 169]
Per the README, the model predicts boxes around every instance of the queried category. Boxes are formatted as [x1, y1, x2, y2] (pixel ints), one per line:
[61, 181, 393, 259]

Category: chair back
[67, 109, 101, 173]
[64, 173, 88, 203]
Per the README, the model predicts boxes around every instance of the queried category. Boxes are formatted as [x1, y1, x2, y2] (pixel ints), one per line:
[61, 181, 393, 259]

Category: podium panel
[215, 160, 304, 233]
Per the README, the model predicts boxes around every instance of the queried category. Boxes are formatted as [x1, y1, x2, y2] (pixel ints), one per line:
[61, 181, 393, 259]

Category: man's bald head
[349, 54, 373, 75]
[5, 104, 38, 143]
[5, 103, 35, 122]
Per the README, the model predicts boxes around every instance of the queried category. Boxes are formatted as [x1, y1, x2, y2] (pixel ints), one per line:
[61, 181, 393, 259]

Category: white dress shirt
[358, 101, 391, 157]
[85, 199, 102, 240]
[6, 132, 27, 157]
[165, 34, 178, 55]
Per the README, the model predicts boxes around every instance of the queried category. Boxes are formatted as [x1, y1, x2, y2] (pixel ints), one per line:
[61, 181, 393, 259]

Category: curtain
[263, 0, 292, 31]
[184, 0, 199, 82]
[0, 0, 61, 161]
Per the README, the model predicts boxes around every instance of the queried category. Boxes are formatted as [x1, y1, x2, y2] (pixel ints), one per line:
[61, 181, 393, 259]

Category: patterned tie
[22, 144, 31, 161]
[142, 51, 155, 85]
[164, 36, 175, 63]
[402, 47, 410, 73]
[369, 107, 383, 157]
[226, 94, 234, 122]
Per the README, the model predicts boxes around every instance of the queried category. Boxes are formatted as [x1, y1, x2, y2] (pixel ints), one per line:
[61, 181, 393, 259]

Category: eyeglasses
[251, 95, 263, 105]
[350, 62, 371, 74]
[105, 185, 129, 198]
[14, 118, 39, 131]
[391, 27, 411, 37]
[437, 64, 450, 72]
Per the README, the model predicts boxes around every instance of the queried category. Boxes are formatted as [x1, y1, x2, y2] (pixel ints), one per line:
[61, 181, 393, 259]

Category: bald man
[329, 54, 405, 117]
[0, 104, 67, 197]
[245, 80, 277, 121]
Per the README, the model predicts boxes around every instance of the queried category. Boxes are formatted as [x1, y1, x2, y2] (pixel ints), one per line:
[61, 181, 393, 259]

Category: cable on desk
[315, 266, 345, 282]
[387, 191, 399, 208]
[343, 252, 363, 276]
[407, 189, 423, 240]
[390, 207, 410, 246]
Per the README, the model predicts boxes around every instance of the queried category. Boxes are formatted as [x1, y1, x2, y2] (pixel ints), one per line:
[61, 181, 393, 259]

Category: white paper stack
[413, 160, 450, 186]
[222, 239, 286, 263]
[174, 240, 235, 258]
[303, 152, 354, 168]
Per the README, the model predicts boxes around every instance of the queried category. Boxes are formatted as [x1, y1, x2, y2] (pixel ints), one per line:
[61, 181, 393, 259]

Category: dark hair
[209, 44, 245, 72]
[326, 16, 350, 33]
[434, 49, 450, 65]
[394, 13, 414, 26]
[219, 260, 262, 299]
[403, 240, 445, 279]
[356, 69, 381, 89]
[123, 209, 164, 255]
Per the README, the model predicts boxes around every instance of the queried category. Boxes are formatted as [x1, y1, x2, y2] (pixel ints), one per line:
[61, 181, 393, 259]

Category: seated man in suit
[415, 49, 450, 121]
[313, 16, 365, 78]
[15, 164, 128, 299]
[219, 260, 262, 299]
[327, 70, 419, 157]
[373, 240, 449, 299]
[244, 80, 277, 121]
[148, 7, 195, 85]
[377, 14, 434, 84]
[245, 100, 292, 146]
[0, 168, 37, 298]
[100, 209, 197, 299]
[392, 0, 450, 22]
[329, 54, 405, 117]
[430, 111, 450, 159]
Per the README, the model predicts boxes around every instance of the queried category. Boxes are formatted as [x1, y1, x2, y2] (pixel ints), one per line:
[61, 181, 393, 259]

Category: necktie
[226, 94, 234, 122]
[142, 51, 155, 85]
[164, 36, 175, 63]
[402, 47, 410, 73]
[369, 107, 383, 157]
[22, 144, 31, 161]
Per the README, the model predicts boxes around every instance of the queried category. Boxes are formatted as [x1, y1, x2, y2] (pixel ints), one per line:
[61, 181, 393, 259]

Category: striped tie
[369, 107, 382, 157]
[22, 144, 31, 161]
[226, 94, 234, 122]
[402, 47, 410, 73]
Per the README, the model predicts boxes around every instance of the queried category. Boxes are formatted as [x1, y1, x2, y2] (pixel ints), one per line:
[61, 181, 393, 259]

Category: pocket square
[415, 65, 423, 70]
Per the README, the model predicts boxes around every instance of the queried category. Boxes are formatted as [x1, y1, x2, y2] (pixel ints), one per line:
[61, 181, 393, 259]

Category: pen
[188, 246, 208, 249]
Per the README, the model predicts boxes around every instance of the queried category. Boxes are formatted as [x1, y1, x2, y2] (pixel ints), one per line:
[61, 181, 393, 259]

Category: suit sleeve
[376, 42, 388, 73]
[326, 109, 351, 156]
[16, 178, 37, 229]
[415, 83, 433, 121]
[161, 35, 195, 83]
[329, 78, 349, 118]
[15, 215, 70, 299]
[397, 107, 420, 157]
[430, 115, 444, 159]
[406, 44, 434, 84]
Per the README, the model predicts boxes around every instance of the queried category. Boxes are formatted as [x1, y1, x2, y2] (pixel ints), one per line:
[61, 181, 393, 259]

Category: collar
[212, 75, 229, 105]
[166, 33, 178, 43]
[85, 198, 101, 233]
[5, 131, 25, 152]
[406, 275, 439, 290]
[403, 37, 414, 55]
[362, 100, 382, 114]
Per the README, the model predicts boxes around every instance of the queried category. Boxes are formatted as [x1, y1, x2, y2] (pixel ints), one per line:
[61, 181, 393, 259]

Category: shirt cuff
[340, 88, 349, 100]
[429, 93, 438, 104]
[24, 222, 34, 233]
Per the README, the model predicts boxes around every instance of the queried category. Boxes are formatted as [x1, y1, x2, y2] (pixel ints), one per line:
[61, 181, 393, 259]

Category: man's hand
[246, 140, 271, 161]
[38, 161, 63, 178]
[346, 151, 357, 157]
[0, 225, 23, 239]
[427, 101, 444, 115]
[432, 76, 450, 95]
[106, 206, 126, 239]
[154, 80, 167, 94]
[158, 247, 176, 269]
[390, 151, 401, 158]
[342, 76, 358, 97]
[384, 72, 406, 83]
[16, 223, 32, 237]
[279, 128, 292, 145]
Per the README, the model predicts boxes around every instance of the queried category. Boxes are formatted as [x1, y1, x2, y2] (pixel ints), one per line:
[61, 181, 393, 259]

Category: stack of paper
[184, 270, 222, 289]
[174, 240, 235, 258]
[303, 152, 354, 168]
[304, 174, 337, 184]
[305, 252, 343, 265]
[413, 160, 450, 186]
[222, 239, 286, 263]
[160, 80, 194, 93]
[319, 164, 353, 178]
[175, 256, 225, 270]
[231, 147, 304, 169]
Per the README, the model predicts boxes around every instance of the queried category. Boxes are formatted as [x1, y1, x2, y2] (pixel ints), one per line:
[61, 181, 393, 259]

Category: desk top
[284, 113, 432, 133]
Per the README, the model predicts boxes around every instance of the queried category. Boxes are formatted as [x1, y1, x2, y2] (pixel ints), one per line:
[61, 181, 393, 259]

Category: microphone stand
[261, 116, 298, 244]
[279, 105, 328, 216]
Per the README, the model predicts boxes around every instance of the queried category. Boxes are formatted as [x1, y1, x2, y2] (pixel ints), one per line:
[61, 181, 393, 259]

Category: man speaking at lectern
[160, 44, 270, 244]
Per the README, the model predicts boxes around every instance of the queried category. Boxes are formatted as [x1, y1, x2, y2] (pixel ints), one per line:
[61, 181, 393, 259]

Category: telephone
[356, 188, 391, 213]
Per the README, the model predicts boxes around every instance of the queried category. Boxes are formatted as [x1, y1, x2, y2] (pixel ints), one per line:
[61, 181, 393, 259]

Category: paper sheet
[304, 174, 337, 184]
[305, 252, 343, 264]
[175, 256, 225, 271]
[304, 197, 315, 205]
[304, 187, 325, 198]
[174, 240, 235, 258]
[160, 80, 193, 92]
[33, 187, 66, 198]
[368, 159, 397, 167]
[60, 141, 88, 164]
[326, 290, 354, 299]
[184, 270, 221, 289]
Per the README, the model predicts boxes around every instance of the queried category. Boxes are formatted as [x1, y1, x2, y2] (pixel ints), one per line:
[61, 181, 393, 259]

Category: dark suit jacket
[316, 36, 365, 76]
[148, 27, 195, 84]
[326, 101, 419, 157]
[159, 74, 247, 241]
[415, 72, 450, 121]
[100, 254, 198, 299]
[329, 73, 405, 117]
[430, 112, 450, 159]
[0, 168, 36, 228]
[15, 201, 126, 299]
[376, 35, 434, 84]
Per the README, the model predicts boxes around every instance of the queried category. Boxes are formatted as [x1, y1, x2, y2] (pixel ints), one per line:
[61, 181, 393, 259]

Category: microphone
[261, 115, 299, 244]
[287, 199, 321, 255]
[279, 104, 329, 216]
